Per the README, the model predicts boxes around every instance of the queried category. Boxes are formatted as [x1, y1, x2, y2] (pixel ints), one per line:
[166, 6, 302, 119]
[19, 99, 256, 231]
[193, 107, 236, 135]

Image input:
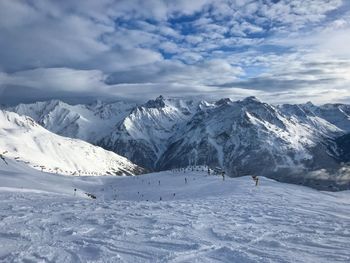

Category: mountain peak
[241, 96, 261, 104]
[215, 98, 233, 106]
[144, 95, 166, 108]
[304, 101, 314, 106]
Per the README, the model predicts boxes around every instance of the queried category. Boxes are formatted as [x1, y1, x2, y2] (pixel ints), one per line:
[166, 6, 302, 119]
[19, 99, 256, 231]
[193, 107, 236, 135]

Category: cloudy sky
[0, 0, 350, 105]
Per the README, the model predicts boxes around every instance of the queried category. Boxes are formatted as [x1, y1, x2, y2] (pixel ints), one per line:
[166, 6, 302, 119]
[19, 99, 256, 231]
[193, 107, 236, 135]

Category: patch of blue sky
[257, 45, 293, 55]
[242, 66, 269, 79]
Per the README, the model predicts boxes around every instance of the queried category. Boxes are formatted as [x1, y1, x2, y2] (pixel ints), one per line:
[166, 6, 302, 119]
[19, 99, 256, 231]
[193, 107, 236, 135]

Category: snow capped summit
[144, 95, 166, 108]
[158, 98, 329, 178]
[10, 99, 136, 142]
[279, 102, 350, 135]
[0, 110, 144, 176]
[99, 97, 200, 169]
[240, 95, 261, 104]
[214, 98, 233, 106]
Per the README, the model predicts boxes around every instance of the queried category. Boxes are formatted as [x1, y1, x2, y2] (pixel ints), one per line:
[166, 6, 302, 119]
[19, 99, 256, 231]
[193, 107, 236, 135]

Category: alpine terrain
[9, 96, 350, 189]
[0, 110, 144, 176]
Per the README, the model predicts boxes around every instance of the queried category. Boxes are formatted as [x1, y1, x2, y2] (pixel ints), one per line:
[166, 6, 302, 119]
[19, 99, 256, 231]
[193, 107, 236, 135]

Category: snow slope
[10, 100, 135, 143]
[0, 110, 144, 176]
[0, 158, 349, 262]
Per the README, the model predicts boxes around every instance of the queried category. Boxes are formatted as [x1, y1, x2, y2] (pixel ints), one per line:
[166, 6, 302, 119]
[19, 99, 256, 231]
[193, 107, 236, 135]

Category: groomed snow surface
[1, 160, 350, 263]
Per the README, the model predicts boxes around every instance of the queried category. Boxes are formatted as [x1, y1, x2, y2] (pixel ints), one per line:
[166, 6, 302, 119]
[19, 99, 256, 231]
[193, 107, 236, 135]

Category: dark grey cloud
[216, 77, 338, 91]
[0, 85, 109, 106]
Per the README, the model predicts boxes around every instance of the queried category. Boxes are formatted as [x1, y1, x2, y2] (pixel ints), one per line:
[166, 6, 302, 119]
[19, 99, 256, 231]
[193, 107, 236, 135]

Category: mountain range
[0, 109, 144, 176]
[6, 96, 350, 189]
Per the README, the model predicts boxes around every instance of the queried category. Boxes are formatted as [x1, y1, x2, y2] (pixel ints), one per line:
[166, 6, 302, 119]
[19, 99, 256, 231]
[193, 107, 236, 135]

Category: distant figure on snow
[221, 171, 225, 181]
[252, 175, 259, 186]
[185, 178, 187, 184]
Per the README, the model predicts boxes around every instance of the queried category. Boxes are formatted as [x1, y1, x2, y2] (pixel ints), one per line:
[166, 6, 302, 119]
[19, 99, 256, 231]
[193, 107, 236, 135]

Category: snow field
[1, 161, 350, 262]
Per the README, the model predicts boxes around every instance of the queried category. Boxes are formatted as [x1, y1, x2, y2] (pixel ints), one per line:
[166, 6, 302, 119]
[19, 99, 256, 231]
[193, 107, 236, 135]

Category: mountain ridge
[7, 96, 350, 188]
[0, 109, 145, 176]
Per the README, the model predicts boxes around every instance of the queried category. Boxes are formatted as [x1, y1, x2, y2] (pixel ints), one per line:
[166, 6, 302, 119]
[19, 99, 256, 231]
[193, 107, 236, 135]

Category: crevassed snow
[0, 159, 349, 263]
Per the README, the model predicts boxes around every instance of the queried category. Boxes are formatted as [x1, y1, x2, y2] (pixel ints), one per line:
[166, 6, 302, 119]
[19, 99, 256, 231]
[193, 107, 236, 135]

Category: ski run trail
[0, 159, 350, 263]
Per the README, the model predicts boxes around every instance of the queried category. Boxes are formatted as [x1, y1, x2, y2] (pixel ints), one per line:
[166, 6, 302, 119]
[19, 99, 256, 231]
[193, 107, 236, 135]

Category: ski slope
[1, 159, 349, 262]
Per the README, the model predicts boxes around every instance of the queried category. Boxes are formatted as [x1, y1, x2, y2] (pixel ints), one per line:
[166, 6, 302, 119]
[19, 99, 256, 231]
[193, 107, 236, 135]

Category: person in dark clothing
[252, 175, 259, 186]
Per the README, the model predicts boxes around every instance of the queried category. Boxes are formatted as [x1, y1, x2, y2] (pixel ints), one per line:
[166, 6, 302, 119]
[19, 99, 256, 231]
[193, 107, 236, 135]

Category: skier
[74, 188, 77, 196]
[158, 180, 160, 186]
[185, 178, 187, 184]
[208, 167, 210, 175]
[252, 175, 259, 186]
[221, 171, 225, 181]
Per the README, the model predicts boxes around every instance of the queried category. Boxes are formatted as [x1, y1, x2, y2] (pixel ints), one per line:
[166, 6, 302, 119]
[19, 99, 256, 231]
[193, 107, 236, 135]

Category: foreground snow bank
[0, 162, 349, 262]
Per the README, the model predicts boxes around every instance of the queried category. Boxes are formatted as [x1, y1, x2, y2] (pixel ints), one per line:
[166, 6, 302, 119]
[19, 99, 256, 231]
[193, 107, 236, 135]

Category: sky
[0, 0, 350, 105]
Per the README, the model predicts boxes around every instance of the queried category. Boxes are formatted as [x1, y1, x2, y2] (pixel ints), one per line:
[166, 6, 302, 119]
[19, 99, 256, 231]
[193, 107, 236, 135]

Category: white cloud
[0, 0, 349, 104]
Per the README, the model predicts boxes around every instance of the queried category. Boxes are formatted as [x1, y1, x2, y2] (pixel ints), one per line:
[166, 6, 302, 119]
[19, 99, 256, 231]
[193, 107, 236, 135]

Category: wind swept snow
[0, 159, 349, 262]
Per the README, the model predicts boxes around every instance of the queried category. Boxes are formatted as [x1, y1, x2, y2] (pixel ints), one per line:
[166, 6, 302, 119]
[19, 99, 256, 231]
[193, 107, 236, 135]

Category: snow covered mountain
[158, 97, 343, 181]
[0, 110, 144, 176]
[10, 100, 135, 143]
[7, 96, 350, 186]
[99, 96, 200, 169]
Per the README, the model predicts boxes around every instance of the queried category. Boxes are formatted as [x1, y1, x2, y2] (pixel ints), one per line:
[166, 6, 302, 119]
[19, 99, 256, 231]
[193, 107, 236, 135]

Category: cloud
[0, 0, 349, 105]
[0, 68, 107, 92]
[105, 59, 243, 86]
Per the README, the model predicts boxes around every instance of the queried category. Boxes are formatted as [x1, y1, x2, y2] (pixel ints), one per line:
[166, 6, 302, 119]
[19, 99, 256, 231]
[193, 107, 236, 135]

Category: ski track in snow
[1, 169, 350, 263]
